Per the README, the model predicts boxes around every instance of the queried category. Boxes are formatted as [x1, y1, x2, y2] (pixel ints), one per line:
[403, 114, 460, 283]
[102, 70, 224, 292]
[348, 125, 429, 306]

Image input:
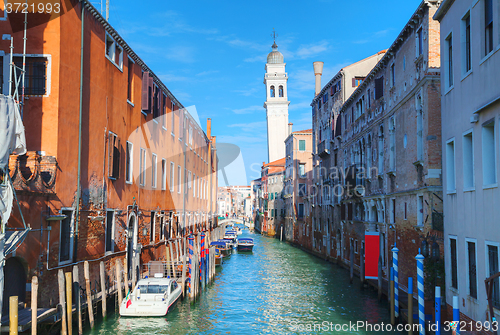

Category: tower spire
[271, 28, 278, 49]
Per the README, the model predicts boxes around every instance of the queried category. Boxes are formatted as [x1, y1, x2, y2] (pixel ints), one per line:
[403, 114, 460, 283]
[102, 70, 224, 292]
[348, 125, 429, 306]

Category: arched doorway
[127, 213, 137, 280]
[3, 257, 27, 315]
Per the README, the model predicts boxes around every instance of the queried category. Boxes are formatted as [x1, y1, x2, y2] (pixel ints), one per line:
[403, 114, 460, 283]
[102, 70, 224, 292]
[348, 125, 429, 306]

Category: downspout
[74, 1, 85, 263]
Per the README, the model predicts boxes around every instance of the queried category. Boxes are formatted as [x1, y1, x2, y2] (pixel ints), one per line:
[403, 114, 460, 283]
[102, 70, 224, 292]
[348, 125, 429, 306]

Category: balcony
[318, 140, 331, 158]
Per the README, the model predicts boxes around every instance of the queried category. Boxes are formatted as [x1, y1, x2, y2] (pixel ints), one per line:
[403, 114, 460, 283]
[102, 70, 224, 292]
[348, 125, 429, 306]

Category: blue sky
[108, 0, 422, 186]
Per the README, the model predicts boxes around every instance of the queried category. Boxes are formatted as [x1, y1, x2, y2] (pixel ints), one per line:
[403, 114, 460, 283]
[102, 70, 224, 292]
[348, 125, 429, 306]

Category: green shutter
[299, 140, 306, 151]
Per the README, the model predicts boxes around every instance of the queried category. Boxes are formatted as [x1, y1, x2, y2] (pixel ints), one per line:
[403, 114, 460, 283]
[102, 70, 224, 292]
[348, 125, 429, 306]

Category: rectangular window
[417, 195, 424, 226]
[446, 34, 453, 88]
[299, 163, 306, 178]
[150, 211, 155, 243]
[482, 121, 496, 186]
[485, 0, 494, 55]
[462, 13, 471, 73]
[126, 141, 133, 183]
[178, 165, 182, 193]
[151, 153, 157, 188]
[391, 198, 396, 224]
[298, 183, 306, 197]
[105, 34, 123, 69]
[375, 77, 384, 100]
[390, 64, 395, 87]
[108, 132, 120, 180]
[417, 27, 423, 56]
[140, 148, 146, 186]
[188, 170, 192, 190]
[189, 125, 193, 145]
[127, 58, 134, 102]
[12, 56, 48, 96]
[105, 210, 114, 253]
[162, 94, 167, 130]
[446, 139, 456, 191]
[450, 237, 458, 289]
[463, 131, 474, 189]
[171, 103, 176, 136]
[487, 244, 500, 308]
[298, 203, 304, 218]
[161, 159, 167, 190]
[170, 162, 175, 192]
[59, 209, 74, 263]
[467, 240, 477, 299]
[299, 140, 306, 151]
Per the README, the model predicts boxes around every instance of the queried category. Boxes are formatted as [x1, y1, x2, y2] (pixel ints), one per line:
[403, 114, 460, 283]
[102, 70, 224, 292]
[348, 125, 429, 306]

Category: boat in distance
[119, 275, 182, 317]
[237, 238, 254, 252]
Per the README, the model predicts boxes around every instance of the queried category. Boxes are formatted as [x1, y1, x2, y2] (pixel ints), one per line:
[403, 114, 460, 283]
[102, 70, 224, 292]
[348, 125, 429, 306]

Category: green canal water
[84, 228, 403, 334]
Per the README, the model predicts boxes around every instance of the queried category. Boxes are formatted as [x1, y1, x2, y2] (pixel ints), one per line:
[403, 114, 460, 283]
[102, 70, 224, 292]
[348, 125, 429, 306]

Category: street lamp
[421, 239, 429, 258]
[431, 241, 440, 261]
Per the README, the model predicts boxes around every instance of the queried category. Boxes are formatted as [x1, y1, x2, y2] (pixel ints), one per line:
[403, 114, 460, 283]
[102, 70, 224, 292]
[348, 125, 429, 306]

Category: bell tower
[264, 34, 289, 163]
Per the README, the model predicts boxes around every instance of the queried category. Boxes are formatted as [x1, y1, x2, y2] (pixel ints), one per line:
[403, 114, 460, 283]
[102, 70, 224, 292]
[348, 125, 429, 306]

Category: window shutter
[141, 72, 150, 111]
[114, 136, 121, 179]
[147, 76, 154, 114]
[108, 133, 114, 177]
[375, 77, 384, 100]
[352, 78, 356, 87]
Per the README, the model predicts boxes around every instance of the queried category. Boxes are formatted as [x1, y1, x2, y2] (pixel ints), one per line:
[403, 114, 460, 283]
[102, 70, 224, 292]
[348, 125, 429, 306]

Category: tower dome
[267, 42, 284, 64]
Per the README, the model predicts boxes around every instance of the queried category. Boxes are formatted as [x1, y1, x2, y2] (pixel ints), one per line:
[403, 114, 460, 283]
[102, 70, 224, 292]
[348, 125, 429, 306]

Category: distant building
[435, 0, 500, 325]
[261, 158, 286, 237]
[284, 128, 313, 244]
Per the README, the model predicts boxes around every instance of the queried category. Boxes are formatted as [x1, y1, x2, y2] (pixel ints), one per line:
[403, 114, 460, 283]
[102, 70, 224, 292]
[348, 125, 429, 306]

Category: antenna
[271, 28, 278, 44]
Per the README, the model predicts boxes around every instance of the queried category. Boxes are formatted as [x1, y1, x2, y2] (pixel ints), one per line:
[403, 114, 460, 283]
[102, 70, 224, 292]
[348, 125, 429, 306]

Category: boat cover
[211, 241, 227, 247]
[238, 238, 253, 242]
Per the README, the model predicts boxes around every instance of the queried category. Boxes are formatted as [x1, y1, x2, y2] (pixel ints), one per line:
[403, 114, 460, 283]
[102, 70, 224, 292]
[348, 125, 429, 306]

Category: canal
[85, 228, 403, 334]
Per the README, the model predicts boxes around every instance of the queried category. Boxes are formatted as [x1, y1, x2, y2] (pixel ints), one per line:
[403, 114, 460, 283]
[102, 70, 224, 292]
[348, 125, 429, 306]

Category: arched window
[279, 85, 284, 97]
[270, 86, 275, 97]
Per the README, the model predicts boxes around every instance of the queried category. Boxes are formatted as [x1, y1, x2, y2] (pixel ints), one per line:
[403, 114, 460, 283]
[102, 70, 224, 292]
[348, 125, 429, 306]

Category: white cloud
[295, 41, 330, 59]
[227, 121, 267, 133]
[230, 105, 264, 115]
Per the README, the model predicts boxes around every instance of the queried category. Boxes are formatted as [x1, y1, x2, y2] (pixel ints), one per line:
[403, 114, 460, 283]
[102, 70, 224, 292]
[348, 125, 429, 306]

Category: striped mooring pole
[392, 245, 399, 320]
[188, 235, 194, 296]
[435, 286, 441, 335]
[416, 250, 425, 335]
[453, 296, 460, 335]
[201, 232, 206, 287]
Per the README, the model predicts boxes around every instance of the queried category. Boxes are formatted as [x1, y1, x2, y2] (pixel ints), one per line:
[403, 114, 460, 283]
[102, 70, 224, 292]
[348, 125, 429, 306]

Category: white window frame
[104, 32, 123, 71]
[482, 120, 497, 188]
[485, 240, 500, 309]
[170, 162, 175, 192]
[126, 141, 133, 184]
[161, 158, 167, 190]
[11, 53, 52, 97]
[151, 153, 157, 188]
[461, 9, 472, 78]
[463, 129, 475, 191]
[188, 170, 192, 190]
[444, 32, 454, 92]
[105, 209, 115, 255]
[465, 237, 478, 299]
[446, 138, 456, 193]
[139, 148, 146, 187]
[178, 165, 182, 194]
[449, 235, 459, 291]
[58, 208, 75, 265]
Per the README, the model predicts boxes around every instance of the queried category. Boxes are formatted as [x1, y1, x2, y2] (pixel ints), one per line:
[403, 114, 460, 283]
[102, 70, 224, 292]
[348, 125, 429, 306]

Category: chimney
[207, 118, 212, 139]
[288, 123, 293, 136]
[313, 61, 324, 96]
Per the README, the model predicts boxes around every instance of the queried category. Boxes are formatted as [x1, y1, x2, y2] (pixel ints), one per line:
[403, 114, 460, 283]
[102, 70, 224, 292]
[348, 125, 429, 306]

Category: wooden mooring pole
[57, 269, 67, 335]
[31, 276, 38, 335]
[9, 296, 18, 335]
[123, 258, 129, 297]
[100, 261, 106, 318]
[73, 265, 82, 335]
[84, 261, 94, 329]
[115, 259, 123, 306]
[65, 272, 73, 335]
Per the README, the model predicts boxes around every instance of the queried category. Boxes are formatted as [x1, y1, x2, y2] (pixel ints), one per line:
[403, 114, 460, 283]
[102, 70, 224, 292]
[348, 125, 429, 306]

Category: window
[404, 202, 407, 220]
[389, 117, 395, 171]
[482, 121, 496, 186]
[467, 240, 477, 299]
[162, 94, 167, 129]
[450, 237, 458, 290]
[161, 159, 167, 190]
[390, 64, 395, 87]
[126, 141, 133, 183]
[445, 34, 453, 88]
[417, 195, 424, 226]
[178, 165, 182, 193]
[462, 13, 471, 74]
[139, 148, 146, 186]
[446, 139, 456, 192]
[150, 211, 155, 243]
[487, 243, 500, 308]
[193, 174, 196, 197]
[375, 77, 384, 100]
[170, 162, 175, 192]
[12, 56, 48, 96]
[298, 183, 306, 197]
[171, 102, 176, 136]
[59, 209, 74, 263]
[298, 203, 304, 218]
[299, 164, 306, 178]
[105, 210, 114, 253]
[417, 98, 423, 161]
[188, 170, 192, 190]
[299, 140, 306, 151]
[463, 131, 474, 189]
[270, 85, 275, 97]
[353, 77, 364, 87]
[391, 198, 396, 224]
[151, 153, 157, 188]
[279, 85, 284, 97]
[416, 27, 423, 57]
[105, 33, 123, 69]
[189, 125, 193, 145]
[378, 126, 384, 174]
[127, 58, 134, 102]
[485, 0, 494, 55]
[108, 132, 120, 180]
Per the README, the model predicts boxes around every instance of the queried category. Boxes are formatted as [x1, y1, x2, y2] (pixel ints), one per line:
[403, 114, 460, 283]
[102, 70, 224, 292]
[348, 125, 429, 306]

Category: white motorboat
[119, 274, 182, 317]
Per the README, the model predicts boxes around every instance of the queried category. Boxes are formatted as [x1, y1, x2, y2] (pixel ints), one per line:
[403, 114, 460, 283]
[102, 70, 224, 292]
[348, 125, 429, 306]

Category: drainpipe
[73, 1, 85, 263]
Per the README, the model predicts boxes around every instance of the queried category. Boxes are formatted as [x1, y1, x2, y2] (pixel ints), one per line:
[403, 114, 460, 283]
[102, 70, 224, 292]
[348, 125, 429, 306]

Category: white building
[435, 0, 500, 324]
[264, 40, 289, 163]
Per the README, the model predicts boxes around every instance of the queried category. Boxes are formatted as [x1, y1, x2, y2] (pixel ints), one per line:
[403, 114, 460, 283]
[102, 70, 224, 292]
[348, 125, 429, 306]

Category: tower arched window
[270, 86, 275, 97]
[279, 85, 284, 97]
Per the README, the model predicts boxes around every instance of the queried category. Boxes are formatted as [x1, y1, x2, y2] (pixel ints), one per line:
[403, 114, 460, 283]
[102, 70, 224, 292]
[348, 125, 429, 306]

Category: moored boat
[211, 240, 232, 256]
[237, 238, 254, 252]
[119, 275, 182, 317]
